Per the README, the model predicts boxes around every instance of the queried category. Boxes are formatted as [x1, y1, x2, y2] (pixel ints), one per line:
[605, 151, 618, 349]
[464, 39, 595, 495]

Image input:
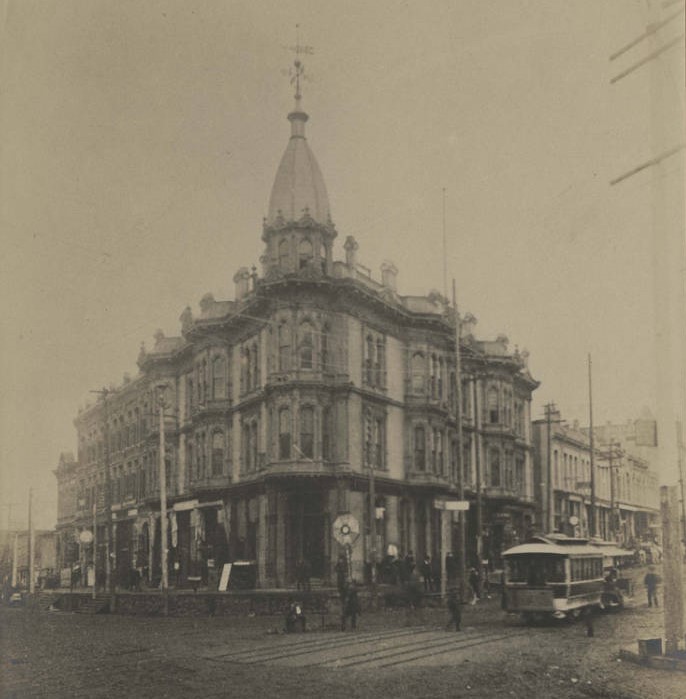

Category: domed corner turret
[262, 98, 336, 278]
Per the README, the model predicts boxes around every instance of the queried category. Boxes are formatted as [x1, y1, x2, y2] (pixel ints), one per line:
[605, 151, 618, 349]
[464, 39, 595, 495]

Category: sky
[1, 0, 684, 529]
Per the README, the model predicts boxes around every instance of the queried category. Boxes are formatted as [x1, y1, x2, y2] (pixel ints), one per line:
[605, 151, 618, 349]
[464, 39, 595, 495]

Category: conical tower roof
[267, 61, 331, 226]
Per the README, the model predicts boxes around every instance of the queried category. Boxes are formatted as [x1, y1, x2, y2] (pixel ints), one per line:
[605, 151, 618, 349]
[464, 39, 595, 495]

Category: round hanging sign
[332, 513, 360, 547]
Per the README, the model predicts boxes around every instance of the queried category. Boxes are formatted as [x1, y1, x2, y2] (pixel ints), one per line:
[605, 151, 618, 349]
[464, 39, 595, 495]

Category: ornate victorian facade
[55, 86, 539, 588]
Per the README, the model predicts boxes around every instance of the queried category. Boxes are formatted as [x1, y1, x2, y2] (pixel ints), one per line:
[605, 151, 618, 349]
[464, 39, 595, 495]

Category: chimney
[381, 261, 398, 291]
[199, 293, 215, 314]
[460, 313, 477, 339]
[233, 267, 250, 300]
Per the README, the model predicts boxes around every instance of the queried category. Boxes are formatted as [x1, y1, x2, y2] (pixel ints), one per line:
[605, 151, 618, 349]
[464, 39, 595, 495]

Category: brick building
[55, 80, 539, 588]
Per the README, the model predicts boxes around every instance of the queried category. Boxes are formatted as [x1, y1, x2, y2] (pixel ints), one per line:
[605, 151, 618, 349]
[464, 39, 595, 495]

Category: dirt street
[1, 593, 684, 698]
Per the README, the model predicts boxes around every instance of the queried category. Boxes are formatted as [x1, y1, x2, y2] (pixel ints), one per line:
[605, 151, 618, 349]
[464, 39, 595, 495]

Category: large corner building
[55, 81, 540, 589]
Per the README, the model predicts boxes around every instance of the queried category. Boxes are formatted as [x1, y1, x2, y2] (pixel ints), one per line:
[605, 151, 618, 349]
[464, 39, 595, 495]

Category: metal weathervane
[282, 24, 314, 103]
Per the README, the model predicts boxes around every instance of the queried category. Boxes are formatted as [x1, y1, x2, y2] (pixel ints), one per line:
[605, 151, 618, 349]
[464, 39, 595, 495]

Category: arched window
[365, 336, 374, 385]
[487, 387, 499, 424]
[430, 355, 438, 398]
[278, 407, 291, 460]
[320, 324, 330, 372]
[278, 322, 290, 372]
[211, 431, 224, 476]
[298, 239, 313, 269]
[300, 407, 314, 459]
[299, 321, 314, 369]
[186, 442, 194, 484]
[243, 347, 252, 392]
[411, 352, 425, 394]
[242, 423, 251, 470]
[322, 406, 332, 460]
[374, 416, 385, 468]
[436, 430, 444, 475]
[198, 432, 206, 479]
[375, 338, 385, 387]
[438, 358, 444, 400]
[414, 425, 426, 470]
[431, 428, 438, 472]
[278, 238, 290, 270]
[248, 342, 259, 390]
[319, 242, 326, 273]
[490, 449, 501, 487]
[212, 355, 226, 400]
[364, 409, 373, 466]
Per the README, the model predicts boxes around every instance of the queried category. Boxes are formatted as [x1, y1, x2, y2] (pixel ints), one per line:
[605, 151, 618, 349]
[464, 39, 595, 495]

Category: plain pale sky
[1, 0, 684, 528]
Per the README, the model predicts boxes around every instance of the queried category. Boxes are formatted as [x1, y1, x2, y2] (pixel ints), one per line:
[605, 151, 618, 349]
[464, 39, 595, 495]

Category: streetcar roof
[502, 543, 603, 557]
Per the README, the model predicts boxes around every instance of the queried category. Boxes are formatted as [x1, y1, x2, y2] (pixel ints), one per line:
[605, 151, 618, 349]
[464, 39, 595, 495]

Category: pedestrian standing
[335, 553, 348, 601]
[468, 567, 480, 604]
[421, 555, 434, 592]
[644, 567, 659, 607]
[404, 551, 415, 579]
[445, 552, 457, 588]
[341, 581, 360, 631]
[446, 589, 462, 631]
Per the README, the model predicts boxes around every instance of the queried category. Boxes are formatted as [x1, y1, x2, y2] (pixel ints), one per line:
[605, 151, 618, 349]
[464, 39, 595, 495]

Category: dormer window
[278, 238, 290, 270]
[298, 239, 313, 269]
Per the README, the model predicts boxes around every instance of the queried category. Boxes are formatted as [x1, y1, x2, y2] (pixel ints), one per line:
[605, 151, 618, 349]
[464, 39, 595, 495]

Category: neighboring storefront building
[532, 409, 659, 545]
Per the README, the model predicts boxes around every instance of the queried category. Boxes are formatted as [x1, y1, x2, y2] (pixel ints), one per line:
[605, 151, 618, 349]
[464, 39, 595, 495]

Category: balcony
[483, 485, 533, 503]
[266, 369, 349, 388]
[405, 470, 451, 488]
[250, 458, 340, 479]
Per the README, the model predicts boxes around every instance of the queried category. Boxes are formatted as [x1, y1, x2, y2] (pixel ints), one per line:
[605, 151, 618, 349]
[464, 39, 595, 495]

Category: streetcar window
[571, 557, 602, 581]
[506, 555, 565, 584]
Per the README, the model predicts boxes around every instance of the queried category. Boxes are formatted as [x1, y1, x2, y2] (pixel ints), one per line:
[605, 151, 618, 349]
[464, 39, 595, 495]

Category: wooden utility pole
[91, 387, 114, 595]
[453, 280, 466, 601]
[588, 354, 596, 538]
[473, 377, 483, 569]
[28, 488, 34, 595]
[661, 485, 684, 655]
[677, 422, 686, 546]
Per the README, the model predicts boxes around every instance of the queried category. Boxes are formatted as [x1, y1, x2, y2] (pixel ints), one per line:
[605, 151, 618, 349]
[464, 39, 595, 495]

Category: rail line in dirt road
[203, 626, 439, 665]
[202, 625, 530, 669]
[339, 629, 530, 669]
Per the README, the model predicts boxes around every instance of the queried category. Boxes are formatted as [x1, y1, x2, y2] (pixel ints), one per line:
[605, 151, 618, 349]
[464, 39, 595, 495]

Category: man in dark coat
[341, 581, 361, 631]
[421, 555, 434, 592]
[445, 552, 458, 588]
[446, 589, 462, 631]
[335, 554, 348, 600]
[644, 567, 659, 607]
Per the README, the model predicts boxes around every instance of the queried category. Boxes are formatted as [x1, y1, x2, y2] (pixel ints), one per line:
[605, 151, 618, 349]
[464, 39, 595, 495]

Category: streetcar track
[206, 626, 441, 664]
[366, 630, 529, 669]
[204, 625, 437, 662]
[317, 629, 522, 669]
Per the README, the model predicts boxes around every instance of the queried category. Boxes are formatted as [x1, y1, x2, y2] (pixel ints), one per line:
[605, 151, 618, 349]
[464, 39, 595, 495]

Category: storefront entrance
[287, 491, 326, 581]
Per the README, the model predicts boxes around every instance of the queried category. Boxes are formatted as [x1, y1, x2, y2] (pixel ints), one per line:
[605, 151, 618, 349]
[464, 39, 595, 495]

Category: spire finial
[285, 24, 314, 111]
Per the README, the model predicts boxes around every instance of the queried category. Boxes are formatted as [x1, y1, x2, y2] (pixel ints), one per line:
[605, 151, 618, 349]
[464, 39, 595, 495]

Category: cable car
[502, 534, 605, 621]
